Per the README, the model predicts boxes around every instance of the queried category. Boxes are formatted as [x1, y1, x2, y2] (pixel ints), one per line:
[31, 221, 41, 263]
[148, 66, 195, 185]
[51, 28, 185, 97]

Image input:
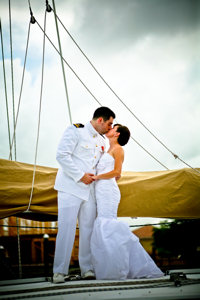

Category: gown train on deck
[91, 153, 164, 280]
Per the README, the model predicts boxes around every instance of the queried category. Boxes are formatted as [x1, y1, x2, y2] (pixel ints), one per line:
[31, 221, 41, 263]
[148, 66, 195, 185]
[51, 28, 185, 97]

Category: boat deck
[0, 270, 200, 300]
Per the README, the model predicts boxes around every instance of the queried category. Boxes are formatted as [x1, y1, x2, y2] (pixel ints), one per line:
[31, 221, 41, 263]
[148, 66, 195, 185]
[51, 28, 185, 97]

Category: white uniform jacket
[54, 122, 106, 201]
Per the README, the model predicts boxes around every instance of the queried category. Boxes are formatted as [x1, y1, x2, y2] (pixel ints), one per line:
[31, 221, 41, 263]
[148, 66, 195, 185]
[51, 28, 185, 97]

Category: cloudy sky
[0, 0, 199, 225]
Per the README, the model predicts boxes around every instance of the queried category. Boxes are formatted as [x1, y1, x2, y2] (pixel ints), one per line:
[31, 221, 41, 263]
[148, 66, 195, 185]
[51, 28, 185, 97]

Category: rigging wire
[52, 0, 72, 125]
[5, 1, 171, 171]
[1, 1, 198, 279]
[35, 19, 168, 170]
[8, 1, 35, 160]
[9, 0, 22, 278]
[8, 22, 31, 160]
[34, 21, 101, 106]
[51, 7, 200, 174]
[130, 136, 168, 169]
[9, 0, 17, 160]
[7, 0, 33, 278]
[28, 0, 36, 24]
[26, 10, 47, 213]
[7, 2, 199, 173]
[0, 18, 12, 160]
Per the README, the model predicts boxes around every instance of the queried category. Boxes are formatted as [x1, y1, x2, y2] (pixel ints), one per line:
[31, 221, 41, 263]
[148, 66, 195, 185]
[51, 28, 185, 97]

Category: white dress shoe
[53, 273, 65, 283]
[82, 270, 95, 280]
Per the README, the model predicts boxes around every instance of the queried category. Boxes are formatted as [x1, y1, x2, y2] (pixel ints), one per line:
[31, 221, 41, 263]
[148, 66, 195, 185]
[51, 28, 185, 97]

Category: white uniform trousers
[53, 188, 96, 275]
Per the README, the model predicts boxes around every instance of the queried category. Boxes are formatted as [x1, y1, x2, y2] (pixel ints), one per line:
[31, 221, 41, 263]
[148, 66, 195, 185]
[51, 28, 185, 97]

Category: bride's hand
[92, 175, 98, 181]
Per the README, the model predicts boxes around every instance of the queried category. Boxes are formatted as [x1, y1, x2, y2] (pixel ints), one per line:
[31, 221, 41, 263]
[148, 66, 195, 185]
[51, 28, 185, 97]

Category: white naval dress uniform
[53, 122, 105, 275]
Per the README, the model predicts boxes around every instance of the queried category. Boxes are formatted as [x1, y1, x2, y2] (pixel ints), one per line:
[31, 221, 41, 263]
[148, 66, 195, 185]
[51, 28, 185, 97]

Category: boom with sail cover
[0, 158, 199, 220]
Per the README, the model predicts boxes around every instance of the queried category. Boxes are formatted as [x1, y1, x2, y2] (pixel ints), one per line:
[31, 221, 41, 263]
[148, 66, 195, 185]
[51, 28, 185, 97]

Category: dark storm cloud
[1, 0, 198, 48]
[75, 0, 199, 50]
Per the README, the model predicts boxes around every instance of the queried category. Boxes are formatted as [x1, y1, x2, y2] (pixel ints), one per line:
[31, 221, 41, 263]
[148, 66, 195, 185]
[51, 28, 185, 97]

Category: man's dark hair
[93, 106, 115, 121]
[114, 124, 130, 146]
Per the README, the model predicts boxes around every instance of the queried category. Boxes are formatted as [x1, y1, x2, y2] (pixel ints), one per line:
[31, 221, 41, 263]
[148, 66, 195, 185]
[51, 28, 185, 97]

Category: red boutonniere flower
[101, 146, 104, 152]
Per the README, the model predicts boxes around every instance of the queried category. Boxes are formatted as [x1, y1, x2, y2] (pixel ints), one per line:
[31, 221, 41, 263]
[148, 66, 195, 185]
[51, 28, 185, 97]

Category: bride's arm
[93, 147, 124, 180]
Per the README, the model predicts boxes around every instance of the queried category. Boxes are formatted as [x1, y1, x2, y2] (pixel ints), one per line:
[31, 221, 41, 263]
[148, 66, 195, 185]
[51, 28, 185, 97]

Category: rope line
[26, 10, 47, 212]
[5, 3, 198, 173]
[35, 20, 167, 169]
[130, 136, 169, 169]
[28, 0, 36, 24]
[53, 9, 174, 147]
[52, 8, 200, 174]
[35, 20, 101, 106]
[8, 22, 31, 160]
[0, 221, 172, 230]
[52, 0, 72, 125]
[8, 1, 22, 281]
[176, 156, 200, 174]
[9, 0, 17, 160]
[0, 18, 12, 160]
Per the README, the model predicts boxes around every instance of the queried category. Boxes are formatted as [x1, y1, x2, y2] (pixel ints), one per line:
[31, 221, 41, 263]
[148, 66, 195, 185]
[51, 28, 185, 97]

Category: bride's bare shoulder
[113, 145, 124, 156]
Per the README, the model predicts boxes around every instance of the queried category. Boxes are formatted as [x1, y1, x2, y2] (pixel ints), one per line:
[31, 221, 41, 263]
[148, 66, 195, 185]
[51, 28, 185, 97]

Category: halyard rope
[0, 19, 12, 160]
[51, 6, 200, 174]
[9, 0, 17, 160]
[35, 18, 169, 170]
[26, 10, 47, 212]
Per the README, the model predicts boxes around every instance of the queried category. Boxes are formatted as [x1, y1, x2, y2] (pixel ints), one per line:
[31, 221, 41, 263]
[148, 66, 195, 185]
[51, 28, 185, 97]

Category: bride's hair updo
[114, 124, 130, 146]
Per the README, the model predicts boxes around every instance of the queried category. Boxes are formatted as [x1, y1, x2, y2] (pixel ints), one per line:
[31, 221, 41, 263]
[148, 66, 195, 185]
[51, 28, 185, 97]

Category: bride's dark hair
[114, 124, 130, 146]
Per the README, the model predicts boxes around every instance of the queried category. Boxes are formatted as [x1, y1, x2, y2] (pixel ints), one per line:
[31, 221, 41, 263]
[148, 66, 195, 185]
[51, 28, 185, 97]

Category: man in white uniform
[53, 107, 115, 283]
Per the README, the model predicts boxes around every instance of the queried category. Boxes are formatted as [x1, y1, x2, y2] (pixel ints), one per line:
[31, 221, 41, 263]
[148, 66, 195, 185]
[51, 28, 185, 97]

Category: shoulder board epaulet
[73, 123, 84, 128]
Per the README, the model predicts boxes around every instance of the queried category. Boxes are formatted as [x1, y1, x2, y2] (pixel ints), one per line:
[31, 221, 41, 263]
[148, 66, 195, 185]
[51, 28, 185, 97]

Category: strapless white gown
[91, 153, 164, 280]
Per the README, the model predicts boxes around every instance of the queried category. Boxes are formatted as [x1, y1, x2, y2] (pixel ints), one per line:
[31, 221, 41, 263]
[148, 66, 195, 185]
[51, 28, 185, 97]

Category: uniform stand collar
[85, 122, 100, 137]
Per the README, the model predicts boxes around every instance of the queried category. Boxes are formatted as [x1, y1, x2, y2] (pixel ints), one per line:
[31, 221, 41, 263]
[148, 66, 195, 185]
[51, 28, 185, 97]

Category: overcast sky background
[0, 0, 199, 226]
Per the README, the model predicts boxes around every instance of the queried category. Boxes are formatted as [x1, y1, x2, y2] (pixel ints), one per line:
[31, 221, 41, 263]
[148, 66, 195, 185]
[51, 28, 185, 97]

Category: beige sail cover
[0, 158, 200, 220]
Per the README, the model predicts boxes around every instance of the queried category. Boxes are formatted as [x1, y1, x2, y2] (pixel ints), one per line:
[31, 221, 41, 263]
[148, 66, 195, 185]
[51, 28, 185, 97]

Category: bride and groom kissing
[53, 106, 163, 283]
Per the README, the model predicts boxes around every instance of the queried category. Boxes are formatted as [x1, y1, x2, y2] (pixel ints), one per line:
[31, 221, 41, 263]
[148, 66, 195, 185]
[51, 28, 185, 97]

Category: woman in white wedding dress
[90, 124, 164, 280]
